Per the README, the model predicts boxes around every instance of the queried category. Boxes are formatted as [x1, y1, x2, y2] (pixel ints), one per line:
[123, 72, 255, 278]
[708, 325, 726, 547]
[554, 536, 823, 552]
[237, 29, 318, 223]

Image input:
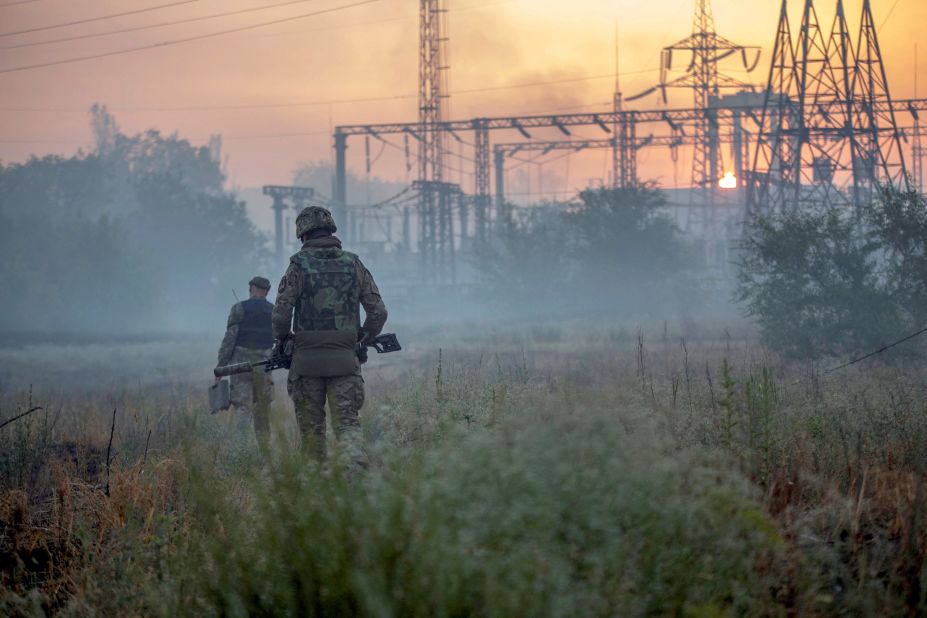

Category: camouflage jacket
[272, 236, 388, 342]
[216, 302, 245, 367]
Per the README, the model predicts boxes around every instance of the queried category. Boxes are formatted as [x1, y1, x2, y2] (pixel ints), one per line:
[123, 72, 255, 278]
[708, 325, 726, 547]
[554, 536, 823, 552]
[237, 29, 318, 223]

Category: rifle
[213, 333, 402, 377]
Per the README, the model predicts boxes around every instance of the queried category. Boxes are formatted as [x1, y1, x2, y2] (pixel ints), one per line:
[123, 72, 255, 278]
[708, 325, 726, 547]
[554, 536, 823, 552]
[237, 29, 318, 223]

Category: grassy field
[0, 320, 925, 616]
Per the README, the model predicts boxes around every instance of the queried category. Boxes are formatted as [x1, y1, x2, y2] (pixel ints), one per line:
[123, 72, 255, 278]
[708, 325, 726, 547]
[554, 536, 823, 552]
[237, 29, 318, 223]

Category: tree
[484, 185, 700, 316]
[737, 187, 926, 358]
[565, 185, 698, 312]
[0, 109, 267, 338]
[482, 203, 571, 309]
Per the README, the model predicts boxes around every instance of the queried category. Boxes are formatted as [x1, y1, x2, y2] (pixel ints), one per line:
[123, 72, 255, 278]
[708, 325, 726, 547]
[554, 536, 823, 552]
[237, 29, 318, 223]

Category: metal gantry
[335, 99, 927, 218]
[263, 185, 314, 266]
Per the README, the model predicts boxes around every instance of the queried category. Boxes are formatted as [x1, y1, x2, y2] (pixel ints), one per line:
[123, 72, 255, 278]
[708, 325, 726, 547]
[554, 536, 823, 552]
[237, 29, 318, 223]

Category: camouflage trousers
[287, 372, 368, 474]
[229, 346, 274, 438]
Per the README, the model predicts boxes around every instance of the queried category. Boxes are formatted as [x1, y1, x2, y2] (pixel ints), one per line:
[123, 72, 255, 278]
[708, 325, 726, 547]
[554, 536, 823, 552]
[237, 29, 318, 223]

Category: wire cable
[453, 69, 655, 96]
[823, 326, 927, 374]
[0, 0, 379, 75]
[0, 0, 39, 7]
[0, 0, 201, 38]
[1, 0, 328, 51]
[878, 0, 904, 33]
[0, 128, 332, 145]
[2, 72, 650, 111]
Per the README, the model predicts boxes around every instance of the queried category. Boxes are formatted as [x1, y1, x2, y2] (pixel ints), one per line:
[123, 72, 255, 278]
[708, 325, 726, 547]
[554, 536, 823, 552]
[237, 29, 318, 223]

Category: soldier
[272, 206, 387, 475]
[216, 276, 275, 438]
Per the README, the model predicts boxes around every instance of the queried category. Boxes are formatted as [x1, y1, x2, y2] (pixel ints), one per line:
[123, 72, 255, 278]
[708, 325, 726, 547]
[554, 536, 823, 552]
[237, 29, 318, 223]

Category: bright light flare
[718, 172, 738, 189]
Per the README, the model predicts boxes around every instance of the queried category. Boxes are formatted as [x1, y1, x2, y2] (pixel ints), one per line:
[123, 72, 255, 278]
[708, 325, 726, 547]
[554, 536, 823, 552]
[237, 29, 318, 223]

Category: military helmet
[248, 276, 271, 291]
[295, 206, 337, 238]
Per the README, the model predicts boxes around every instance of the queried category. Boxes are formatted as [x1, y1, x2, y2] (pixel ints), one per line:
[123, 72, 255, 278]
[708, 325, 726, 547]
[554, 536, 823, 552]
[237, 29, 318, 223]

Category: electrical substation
[264, 0, 925, 291]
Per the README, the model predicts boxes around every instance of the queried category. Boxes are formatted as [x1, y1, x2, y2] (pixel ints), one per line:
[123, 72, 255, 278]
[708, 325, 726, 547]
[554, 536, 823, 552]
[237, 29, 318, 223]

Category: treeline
[484, 185, 703, 317]
[738, 186, 927, 358]
[0, 107, 266, 339]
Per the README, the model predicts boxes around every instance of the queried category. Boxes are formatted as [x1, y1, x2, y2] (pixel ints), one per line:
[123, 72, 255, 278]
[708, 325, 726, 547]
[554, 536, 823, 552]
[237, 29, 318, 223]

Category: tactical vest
[236, 298, 273, 350]
[290, 247, 361, 377]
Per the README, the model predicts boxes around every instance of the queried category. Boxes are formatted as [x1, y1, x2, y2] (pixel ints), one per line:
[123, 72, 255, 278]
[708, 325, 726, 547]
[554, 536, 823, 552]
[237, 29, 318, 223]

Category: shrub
[736, 187, 927, 358]
[163, 406, 783, 617]
[483, 185, 700, 316]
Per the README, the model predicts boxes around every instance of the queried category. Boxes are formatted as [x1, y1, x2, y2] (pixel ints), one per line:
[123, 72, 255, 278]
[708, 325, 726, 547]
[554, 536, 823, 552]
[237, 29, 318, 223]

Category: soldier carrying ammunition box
[214, 276, 275, 439]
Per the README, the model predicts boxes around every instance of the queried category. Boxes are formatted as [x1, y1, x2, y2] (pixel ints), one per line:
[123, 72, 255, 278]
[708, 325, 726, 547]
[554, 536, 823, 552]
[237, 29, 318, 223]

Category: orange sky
[1, 0, 924, 195]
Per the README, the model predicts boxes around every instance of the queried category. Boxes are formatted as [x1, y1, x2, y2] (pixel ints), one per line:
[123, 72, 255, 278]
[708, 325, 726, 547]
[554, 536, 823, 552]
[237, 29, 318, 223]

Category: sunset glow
[1, 1, 924, 191]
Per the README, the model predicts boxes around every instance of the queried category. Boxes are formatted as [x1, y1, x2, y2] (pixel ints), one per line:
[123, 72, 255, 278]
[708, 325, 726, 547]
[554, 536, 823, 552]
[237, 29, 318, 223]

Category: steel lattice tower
[854, 0, 907, 196]
[750, 0, 908, 215]
[658, 0, 759, 202]
[418, 0, 449, 280]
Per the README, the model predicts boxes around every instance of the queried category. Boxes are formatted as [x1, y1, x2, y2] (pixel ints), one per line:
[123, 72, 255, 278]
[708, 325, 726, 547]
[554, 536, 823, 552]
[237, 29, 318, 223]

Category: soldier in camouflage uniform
[272, 206, 388, 475]
[216, 276, 275, 438]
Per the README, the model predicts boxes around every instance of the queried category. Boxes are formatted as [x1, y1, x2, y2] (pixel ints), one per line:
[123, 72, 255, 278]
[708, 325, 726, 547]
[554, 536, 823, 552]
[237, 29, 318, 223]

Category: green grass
[1, 324, 925, 616]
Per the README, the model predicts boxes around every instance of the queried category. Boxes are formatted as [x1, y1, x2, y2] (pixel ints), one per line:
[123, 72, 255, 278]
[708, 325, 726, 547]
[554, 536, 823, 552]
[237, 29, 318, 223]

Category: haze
[1, 0, 924, 192]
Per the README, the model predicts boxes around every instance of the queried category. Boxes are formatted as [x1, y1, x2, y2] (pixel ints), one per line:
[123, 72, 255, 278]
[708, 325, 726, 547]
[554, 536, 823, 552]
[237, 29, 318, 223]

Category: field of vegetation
[1, 320, 925, 616]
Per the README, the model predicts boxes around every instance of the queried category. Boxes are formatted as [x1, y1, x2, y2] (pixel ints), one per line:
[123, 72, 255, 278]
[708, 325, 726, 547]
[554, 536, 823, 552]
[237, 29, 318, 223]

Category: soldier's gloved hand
[356, 329, 370, 364]
[273, 333, 293, 358]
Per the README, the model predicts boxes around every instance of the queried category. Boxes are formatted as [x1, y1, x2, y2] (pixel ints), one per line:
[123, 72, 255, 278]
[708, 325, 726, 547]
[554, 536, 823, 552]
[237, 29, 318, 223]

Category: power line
[0, 0, 327, 51]
[0, 128, 332, 146]
[0, 93, 413, 113]
[878, 0, 904, 33]
[0, 0, 201, 38]
[453, 69, 655, 96]
[823, 325, 927, 374]
[0, 100, 633, 149]
[1, 70, 653, 111]
[0, 0, 380, 75]
[243, 0, 511, 39]
[0, 0, 39, 7]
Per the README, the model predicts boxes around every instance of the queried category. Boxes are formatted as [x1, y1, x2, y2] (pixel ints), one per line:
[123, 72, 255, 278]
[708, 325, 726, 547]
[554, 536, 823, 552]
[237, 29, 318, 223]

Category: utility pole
[612, 22, 623, 189]
[914, 44, 924, 193]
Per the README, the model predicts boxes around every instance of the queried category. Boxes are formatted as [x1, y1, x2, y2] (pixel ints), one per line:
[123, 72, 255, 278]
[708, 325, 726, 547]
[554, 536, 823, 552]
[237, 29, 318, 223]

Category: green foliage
[485, 185, 699, 315]
[2, 334, 927, 615]
[0, 109, 266, 337]
[483, 203, 567, 305]
[737, 187, 927, 358]
[165, 409, 779, 617]
[712, 361, 777, 485]
[0, 206, 161, 333]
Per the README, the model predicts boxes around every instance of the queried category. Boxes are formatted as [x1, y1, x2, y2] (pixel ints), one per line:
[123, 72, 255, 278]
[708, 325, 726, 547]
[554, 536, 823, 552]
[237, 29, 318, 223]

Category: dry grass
[0, 323, 924, 615]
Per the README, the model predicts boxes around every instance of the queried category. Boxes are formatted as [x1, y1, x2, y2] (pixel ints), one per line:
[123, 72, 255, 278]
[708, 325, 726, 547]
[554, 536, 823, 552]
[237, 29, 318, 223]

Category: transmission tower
[853, 0, 907, 196]
[750, 0, 908, 215]
[418, 0, 450, 281]
[657, 0, 760, 201]
[625, 0, 759, 265]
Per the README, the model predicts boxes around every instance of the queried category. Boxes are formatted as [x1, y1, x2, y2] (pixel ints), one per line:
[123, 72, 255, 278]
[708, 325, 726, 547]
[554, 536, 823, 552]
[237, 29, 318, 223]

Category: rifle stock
[214, 333, 402, 378]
